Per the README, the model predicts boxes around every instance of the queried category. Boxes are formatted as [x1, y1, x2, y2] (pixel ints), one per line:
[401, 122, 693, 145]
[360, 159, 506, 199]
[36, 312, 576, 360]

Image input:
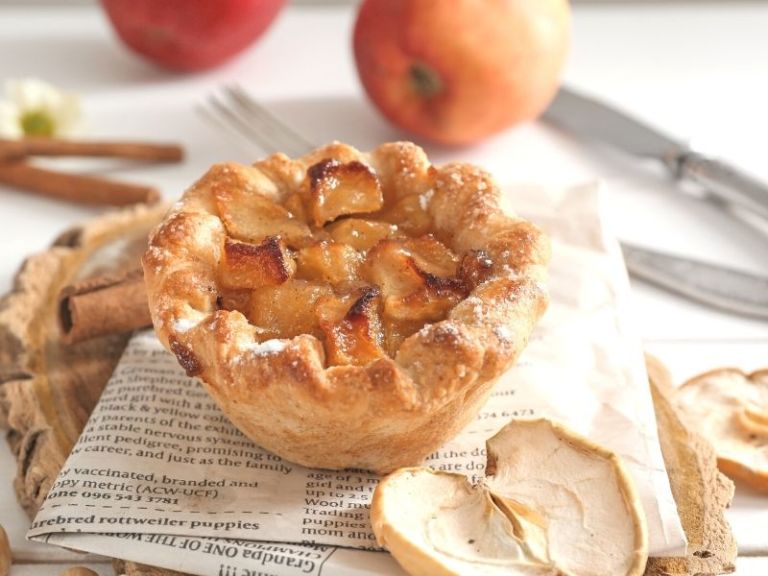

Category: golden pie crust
[142, 142, 549, 473]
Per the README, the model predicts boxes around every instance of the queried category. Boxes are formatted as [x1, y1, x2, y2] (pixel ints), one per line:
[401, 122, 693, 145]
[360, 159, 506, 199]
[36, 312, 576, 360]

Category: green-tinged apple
[353, 0, 571, 145]
[101, 0, 285, 72]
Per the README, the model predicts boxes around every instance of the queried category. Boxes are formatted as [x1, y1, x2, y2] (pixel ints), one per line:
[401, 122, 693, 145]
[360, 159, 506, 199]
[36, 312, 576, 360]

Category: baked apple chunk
[295, 241, 362, 287]
[248, 280, 332, 340]
[316, 286, 386, 366]
[378, 193, 432, 236]
[143, 141, 550, 472]
[308, 159, 384, 226]
[219, 236, 295, 290]
[362, 239, 428, 297]
[326, 218, 399, 251]
[214, 182, 311, 247]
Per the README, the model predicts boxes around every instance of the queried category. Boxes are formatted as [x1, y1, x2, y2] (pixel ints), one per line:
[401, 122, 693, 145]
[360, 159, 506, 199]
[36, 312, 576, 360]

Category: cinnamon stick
[0, 137, 184, 163]
[0, 161, 160, 206]
[58, 268, 151, 344]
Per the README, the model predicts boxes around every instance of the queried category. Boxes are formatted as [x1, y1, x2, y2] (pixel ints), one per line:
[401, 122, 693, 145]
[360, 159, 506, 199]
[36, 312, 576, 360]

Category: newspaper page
[28, 182, 687, 575]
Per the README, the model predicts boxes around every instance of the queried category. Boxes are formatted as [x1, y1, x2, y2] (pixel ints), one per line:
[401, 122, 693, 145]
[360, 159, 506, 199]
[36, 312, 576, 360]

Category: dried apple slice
[372, 469, 534, 576]
[214, 188, 311, 247]
[248, 280, 333, 340]
[675, 368, 768, 492]
[326, 218, 400, 251]
[307, 159, 384, 226]
[484, 420, 647, 576]
[738, 405, 768, 435]
[295, 241, 362, 287]
[218, 236, 296, 290]
[316, 286, 386, 366]
[372, 419, 648, 576]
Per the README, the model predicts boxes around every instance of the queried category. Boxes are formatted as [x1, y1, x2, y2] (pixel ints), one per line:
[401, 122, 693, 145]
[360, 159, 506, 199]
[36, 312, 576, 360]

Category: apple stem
[409, 63, 443, 98]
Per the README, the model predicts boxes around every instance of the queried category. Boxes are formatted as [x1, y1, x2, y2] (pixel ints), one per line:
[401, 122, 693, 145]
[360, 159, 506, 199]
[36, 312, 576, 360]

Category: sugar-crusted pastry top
[142, 141, 550, 472]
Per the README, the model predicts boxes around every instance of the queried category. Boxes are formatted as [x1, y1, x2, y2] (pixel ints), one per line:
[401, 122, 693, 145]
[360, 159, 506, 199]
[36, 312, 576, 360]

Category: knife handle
[675, 151, 768, 218]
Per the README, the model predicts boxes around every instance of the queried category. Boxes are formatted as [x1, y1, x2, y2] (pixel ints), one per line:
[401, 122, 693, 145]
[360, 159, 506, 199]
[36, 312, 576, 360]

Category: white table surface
[1, 3, 767, 575]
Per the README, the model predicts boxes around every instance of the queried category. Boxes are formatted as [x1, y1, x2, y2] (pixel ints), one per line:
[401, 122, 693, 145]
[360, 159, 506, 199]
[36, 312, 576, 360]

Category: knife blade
[621, 242, 768, 320]
[545, 87, 768, 218]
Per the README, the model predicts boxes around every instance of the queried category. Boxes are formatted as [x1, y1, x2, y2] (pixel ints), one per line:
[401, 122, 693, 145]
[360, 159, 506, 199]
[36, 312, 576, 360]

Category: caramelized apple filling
[214, 158, 478, 366]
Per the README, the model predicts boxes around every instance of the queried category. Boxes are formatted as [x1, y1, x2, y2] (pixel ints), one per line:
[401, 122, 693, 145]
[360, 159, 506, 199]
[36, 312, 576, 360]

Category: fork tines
[199, 85, 314, 158]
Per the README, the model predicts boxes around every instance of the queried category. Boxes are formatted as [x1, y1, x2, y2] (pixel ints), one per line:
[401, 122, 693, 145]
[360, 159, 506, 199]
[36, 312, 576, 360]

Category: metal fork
[197, 85, 314, 157]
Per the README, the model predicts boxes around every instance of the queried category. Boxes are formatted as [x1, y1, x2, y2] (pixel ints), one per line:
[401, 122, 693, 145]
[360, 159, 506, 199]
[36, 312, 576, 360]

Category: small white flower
[0, 78, 81, 138]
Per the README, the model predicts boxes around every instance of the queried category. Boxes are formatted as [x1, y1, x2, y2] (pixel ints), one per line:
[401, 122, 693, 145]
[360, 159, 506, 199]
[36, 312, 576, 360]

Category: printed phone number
[78, 492, 179, 505]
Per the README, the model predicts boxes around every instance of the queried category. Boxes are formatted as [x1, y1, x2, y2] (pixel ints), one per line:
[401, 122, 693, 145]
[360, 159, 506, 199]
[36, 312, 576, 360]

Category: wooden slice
[644, 355, 738, 576]
[0, 203, 165, 514]
[112, 559, 188, 576]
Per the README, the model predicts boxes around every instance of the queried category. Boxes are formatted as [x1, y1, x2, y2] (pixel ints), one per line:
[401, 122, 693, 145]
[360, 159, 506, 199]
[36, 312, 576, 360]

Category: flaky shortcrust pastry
[143, 142, 549, 473]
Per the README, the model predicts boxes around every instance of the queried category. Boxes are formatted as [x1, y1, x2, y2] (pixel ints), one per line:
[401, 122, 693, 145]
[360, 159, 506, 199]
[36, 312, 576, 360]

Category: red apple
[353, 0, 571, 145]
[101, 0, 285, 72]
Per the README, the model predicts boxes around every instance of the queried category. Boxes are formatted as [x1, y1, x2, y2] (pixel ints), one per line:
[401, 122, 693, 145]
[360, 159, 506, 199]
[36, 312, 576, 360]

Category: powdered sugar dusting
[493, 325, 513, 343]
[247, 339, 287, 356]
[173, 317, 199, 333]
[418, 322, 461, 343]
[464, 296, 486, 322]
[419, 188, 434, 210]
[233, 338, 288, 364]
[499, 265, 522, 279]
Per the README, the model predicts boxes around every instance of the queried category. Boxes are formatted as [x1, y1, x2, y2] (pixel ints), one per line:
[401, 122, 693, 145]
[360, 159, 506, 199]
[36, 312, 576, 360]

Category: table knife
[544, 87, 768, 218]
[621, 242, 768, 320]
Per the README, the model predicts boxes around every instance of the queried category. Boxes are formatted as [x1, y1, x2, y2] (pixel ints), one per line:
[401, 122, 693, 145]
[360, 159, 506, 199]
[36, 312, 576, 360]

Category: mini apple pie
[142, 142, 549, 472]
